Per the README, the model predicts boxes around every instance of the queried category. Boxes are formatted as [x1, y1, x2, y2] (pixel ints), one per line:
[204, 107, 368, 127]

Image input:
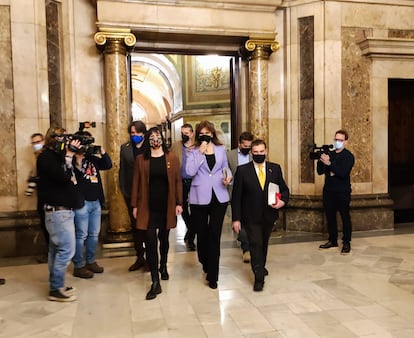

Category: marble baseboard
[285, 194, 394, 233]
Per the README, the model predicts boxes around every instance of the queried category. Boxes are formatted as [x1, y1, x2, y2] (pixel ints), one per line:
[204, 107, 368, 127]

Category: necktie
[258, 163, 265, 190]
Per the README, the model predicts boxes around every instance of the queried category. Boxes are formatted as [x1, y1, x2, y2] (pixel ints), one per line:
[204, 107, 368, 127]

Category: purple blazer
[185, 144, 230, 205]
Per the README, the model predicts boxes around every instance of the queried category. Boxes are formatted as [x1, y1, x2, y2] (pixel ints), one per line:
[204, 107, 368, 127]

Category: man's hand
[232, 220, 241, 234]
[271, 199, 285, 210]
[132, 207, 137, 219]
[320, 153, 331, 166]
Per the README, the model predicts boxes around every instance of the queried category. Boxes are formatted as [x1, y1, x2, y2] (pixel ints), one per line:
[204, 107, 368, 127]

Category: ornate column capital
[94, 28, 136, 54]
[242, 39, 280, 60]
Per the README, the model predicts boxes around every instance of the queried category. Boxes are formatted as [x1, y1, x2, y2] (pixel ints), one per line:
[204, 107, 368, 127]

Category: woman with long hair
[131, 126, 183, 300]
[185, 120, 232, 289]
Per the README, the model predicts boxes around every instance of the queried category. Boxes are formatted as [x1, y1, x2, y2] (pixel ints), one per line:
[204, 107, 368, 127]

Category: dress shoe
[86, 262, 104, 273]
[146, 281, 162, 300]
[341, 243, 351, 255]
[253, 280, 264, 292]
[242, 251, 251, 263]
[73, 267, 94, 279]
[264, 268, 269, 276]
[319, 241, 338, 249]
[208, 281, 218, 289]
[159, 265, 169, 280]
[128, 258, 146, 272]
[0, 278, 5, 285]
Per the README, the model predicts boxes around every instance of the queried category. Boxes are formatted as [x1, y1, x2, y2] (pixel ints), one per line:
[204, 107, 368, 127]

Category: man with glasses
[318, 129, 355, 254]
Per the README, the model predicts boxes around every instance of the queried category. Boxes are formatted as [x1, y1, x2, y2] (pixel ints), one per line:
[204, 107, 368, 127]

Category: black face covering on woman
[198, 135, 212, 143]
[181, 134, 190, 143]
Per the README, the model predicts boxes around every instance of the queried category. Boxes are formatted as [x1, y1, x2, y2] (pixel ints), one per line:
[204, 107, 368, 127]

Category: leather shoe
[208, 281, 218, 289]
[319, 241, 338, 249]
[73, 267, 94, 279]
[253, 280, 264, 292]
[159, 265, 169, 280]
[264, 268, 269, 276]
[341, 243, 351, 255]
[145, 281, 162, 300]
[128, 258, 146, 272]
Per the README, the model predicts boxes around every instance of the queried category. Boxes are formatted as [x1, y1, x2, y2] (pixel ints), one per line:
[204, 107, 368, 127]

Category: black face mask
[252, 154, 265, 164]
[181, 134, 190, 143]
[240, 147, 251, 155]
[198, 134, 212, 143]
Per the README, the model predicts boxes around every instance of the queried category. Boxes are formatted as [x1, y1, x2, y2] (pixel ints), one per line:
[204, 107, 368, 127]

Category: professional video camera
[309, 144, 335, 160]
[66, 121, 101, 155]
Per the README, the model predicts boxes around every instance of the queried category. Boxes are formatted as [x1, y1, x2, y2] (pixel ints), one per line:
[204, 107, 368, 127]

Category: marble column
[243, 40, 280, 145]
[94, 29, 136, 244]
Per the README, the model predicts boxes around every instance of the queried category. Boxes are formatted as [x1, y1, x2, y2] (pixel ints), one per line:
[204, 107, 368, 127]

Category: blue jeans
[73, 200, 102, 268]
[45, 209, 76, 291]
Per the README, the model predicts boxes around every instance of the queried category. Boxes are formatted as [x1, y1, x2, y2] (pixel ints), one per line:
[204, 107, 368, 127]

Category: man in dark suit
[231, 139, 289, 291]
[119, 120, 148, 271]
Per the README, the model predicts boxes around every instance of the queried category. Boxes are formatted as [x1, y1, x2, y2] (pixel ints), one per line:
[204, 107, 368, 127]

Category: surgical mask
[181, 134, 190, 143]
[149, 135, 163, 148]
[198, 134, 212, 143]
[131, 135, 144, 144]
[33, 143, 43, 152]
[334, 140, 344, 150]
[252, 154, 265, 164]
[240, 147, 251, 156]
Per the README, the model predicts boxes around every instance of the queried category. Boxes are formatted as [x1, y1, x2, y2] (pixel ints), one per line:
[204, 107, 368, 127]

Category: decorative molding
[358, 37, 414, 59]
[243, 39, 280, 60]
[94, 28, 136, 53]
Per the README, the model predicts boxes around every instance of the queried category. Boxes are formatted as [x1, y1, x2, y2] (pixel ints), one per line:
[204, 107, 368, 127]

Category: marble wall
[0, 5, 16, 205]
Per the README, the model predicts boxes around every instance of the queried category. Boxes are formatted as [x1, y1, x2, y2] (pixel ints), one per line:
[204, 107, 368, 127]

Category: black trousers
[190, 193, 227, 283]
[145, 226, 170, 279]
[124, 196, 146, 260]
[323, 190, 352, 244]
[244, 221, 274, 282]
[182, 179, 195, 242]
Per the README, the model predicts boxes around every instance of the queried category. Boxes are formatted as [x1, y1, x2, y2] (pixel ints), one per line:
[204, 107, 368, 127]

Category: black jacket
[74, 153, 112, 207]
[231, 161, 289, 225]
[37, 148, 84, 209]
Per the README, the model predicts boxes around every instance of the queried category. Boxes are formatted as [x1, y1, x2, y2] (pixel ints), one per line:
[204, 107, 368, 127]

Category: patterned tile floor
[1, 217, 414, 337]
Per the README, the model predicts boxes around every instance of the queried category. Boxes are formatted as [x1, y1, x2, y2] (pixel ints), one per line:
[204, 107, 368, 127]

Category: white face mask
[334, 140, 344, 150]
[33, 143, 43, 152]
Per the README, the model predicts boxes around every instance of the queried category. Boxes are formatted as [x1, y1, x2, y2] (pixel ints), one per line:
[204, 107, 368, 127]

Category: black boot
[159, 255, 169, 280]
[146, 272, 162, 300]
[159, 264, 169, 280]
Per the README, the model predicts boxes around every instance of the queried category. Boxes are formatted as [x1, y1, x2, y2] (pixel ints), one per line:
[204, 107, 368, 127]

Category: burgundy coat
[131, 152, 183, 230]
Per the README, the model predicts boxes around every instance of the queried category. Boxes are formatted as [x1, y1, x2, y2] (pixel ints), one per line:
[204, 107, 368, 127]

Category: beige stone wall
[282, 0, 414, 196]
[0, 0, 105, 212]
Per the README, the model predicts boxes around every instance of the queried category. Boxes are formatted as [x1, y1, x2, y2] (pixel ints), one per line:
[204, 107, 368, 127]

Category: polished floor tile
[1, 219, 414, 337]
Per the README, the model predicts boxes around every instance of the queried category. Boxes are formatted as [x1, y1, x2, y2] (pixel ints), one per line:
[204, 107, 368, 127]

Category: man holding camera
[72, 131, 112, 279]
[317, 129, 355, 254]
[37, 127, 84, 302]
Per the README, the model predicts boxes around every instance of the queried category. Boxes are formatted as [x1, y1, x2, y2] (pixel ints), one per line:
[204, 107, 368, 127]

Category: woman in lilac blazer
[185, 120, 232, 289]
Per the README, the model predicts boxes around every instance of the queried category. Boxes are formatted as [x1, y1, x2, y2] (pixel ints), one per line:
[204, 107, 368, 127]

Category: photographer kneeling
[71, 131, 112, 279]
[37, 127, 84, 302]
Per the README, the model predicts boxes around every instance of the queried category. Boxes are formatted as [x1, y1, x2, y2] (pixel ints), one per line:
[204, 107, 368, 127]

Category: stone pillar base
[285, 194, 394, 233]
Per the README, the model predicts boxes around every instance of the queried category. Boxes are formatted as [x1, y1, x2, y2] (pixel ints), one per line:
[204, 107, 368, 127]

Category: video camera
[63, 121, 101, 155]
[309, 144, 335, 160]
